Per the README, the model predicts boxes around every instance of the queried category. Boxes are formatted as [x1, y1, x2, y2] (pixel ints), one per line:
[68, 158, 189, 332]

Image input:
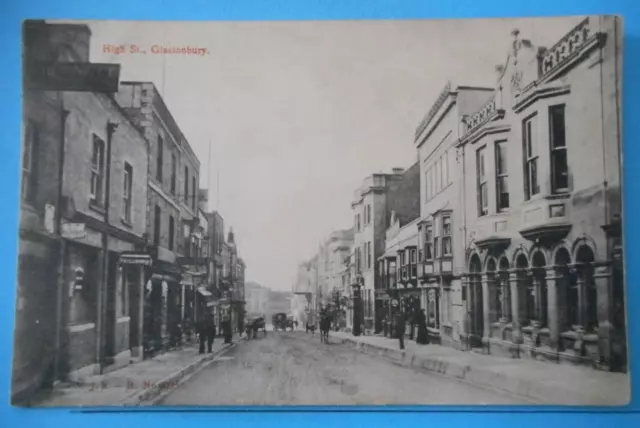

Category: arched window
[516, 254, 534, 326]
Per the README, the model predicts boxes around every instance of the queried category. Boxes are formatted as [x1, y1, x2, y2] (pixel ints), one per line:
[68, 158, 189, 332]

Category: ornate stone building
[456, 16, 625, 371]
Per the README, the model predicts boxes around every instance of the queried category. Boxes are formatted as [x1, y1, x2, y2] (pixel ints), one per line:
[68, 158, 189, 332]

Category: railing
[462, 96, 497, 137]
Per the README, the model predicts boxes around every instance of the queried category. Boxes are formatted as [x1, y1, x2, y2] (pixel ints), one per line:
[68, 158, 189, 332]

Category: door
[103, 253, 118, 362]
[128, 266, 141, 358]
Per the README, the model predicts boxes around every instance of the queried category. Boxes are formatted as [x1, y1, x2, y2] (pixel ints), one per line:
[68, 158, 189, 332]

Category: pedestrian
[394, 310, 405, 350]
[222, 316, 233, 344]
[206, 311, 216, 353]
[416, 309, 429, 345]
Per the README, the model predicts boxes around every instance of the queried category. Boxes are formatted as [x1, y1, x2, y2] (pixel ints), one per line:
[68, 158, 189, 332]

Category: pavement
[29, 339, 235, 407]
[158, 331, 528, 406]
[331, 331, 631, 406]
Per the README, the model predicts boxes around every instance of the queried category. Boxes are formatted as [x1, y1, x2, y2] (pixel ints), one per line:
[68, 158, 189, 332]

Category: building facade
[115, 81, 201, 358]
[245, 282, 270, 318]
[456, 17, 625, 372]
[351, 164, 420, 334]
[14, 21, 80, 401]
[378, 215, 420, 339]
[414, 83, 495, 348]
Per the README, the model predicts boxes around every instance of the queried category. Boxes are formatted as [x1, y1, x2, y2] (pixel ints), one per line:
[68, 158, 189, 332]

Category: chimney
[392, 167, 405, 175]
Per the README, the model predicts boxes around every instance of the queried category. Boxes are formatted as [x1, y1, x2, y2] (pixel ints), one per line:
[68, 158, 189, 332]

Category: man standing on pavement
[222, 316, 233, 344]
[394, 307, 405, 351]
[198, 310, 216, 354]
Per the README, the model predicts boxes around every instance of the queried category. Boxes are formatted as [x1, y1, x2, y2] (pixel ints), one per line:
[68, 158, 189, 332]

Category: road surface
[158, 331, 531, 406]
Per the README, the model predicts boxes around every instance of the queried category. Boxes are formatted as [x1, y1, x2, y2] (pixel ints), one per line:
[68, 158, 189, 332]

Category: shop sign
[61, 222, 86, 239]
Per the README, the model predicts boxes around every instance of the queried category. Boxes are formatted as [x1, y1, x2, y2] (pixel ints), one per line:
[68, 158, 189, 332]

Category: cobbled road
[158, 331, 530, 406]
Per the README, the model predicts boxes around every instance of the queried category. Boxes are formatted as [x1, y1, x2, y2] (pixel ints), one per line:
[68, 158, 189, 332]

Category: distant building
[245, 282, 270, 317]
[351, 164, 420, 334]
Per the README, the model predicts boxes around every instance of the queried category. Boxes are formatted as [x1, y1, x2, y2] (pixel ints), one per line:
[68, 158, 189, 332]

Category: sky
[73, 16, 583, 291]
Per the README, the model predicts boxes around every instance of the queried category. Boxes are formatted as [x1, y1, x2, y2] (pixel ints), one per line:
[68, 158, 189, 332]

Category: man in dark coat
[198, 311, 216, 354]
[394, 310, 405, 350]
[222, 316, 233, 344]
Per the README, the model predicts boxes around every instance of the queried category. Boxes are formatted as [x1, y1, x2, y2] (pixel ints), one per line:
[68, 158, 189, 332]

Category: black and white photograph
[13, 15, 628, 407]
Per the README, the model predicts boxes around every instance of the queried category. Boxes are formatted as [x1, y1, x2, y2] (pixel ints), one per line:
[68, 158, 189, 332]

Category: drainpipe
[96, 121, 118, 374]
[52, 103, 69, 384]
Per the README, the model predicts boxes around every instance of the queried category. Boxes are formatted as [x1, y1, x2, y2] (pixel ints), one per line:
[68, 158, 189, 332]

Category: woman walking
[416, 309, 429, 345]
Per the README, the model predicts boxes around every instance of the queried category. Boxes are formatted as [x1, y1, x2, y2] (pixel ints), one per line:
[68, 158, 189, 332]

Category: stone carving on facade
[540, 17, 591, 76]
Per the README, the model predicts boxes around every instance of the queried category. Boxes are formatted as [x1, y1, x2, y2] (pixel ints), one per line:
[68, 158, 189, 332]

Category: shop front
[142, 246, 182, 358]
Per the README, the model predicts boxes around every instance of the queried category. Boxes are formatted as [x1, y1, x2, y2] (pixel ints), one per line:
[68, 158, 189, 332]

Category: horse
[320, 315, 331, 344]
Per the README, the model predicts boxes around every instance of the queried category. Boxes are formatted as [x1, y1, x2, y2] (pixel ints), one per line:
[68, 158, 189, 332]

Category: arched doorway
[575, 245, 597, 331]
[468, 254, 483, 348]
[554, 248, 572, 334]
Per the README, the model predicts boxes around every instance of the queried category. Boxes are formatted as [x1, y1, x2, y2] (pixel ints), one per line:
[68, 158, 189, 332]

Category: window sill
[89, 200, 106, 215]
[120, 218, 133, 229]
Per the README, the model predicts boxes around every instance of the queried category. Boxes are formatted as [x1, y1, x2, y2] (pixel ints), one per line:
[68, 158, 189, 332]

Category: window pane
[550, 105, 566, 149]
[552, 150, 569, 191]
[443, 152, 449, 185]
[495, 141, 507, 175]
[530, 158, 539, 195]
[481, 183, 488, 210]
[442, 216, 451, 235]
[443, 237, 452, 255]
[498, 177, 510, 210]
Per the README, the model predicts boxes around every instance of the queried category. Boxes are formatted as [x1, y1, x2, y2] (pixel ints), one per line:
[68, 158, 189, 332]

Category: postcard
[14, 16, 628, 407]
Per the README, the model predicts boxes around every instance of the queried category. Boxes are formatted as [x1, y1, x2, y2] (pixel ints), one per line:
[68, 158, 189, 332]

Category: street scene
[13, 15, 629, 407]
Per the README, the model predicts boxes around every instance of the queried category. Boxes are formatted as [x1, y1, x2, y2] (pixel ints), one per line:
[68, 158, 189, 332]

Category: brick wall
[62, 91, 149, 238]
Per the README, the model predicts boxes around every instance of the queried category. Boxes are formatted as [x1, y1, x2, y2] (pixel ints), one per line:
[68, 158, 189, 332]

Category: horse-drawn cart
[272, 313, 288, 331]
[245, 316, 267, 339]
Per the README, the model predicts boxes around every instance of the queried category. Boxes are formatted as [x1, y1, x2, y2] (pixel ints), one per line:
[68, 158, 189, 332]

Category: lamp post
[352, 276, 364, 337]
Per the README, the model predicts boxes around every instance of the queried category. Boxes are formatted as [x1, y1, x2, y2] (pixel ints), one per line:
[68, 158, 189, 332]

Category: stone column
[572, 264, 586, 328]
[593, 261, 612, 368]
[481, 274, 491, 339]
[545, 266, 560, 350]
[500, 273, 510, 322]
[509, 270, 522, 344]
